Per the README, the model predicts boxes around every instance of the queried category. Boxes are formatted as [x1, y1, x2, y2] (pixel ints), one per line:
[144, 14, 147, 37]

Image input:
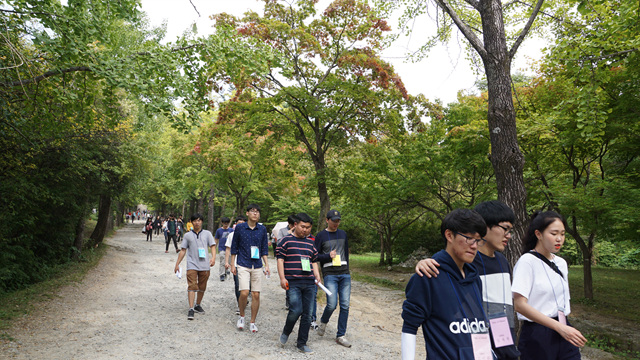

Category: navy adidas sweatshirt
[402, 250, 492, 360]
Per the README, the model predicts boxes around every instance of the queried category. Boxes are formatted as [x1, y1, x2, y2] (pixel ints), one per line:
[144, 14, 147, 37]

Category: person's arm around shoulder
[415, 258, 441, 278]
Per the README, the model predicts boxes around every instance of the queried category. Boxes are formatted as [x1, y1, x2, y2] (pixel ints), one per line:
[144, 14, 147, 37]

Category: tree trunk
[89, 194, 112, 246]
[114, 200, 124, 227]
[74, 211, 86, 260]
[480, 1, 528, 268]
[379, 232, 385, 266]
[197, 190, 205, 215]
[312, 154, 331, 231]
[208, 184, 215, 232]
[573, 231, 594, 299]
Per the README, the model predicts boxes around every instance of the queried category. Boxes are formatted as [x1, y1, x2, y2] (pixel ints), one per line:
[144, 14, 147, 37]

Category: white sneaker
[250, 323, 258, 333]
[336, 336, 352, 348]
[237, 316, 245, 330]
[311, 321, 319, 330]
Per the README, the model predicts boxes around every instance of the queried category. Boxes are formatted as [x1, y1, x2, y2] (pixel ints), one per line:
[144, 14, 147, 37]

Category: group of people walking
[403, 201, 586, 360]
[172, 205, 353, 355]
[154, 200, 586, 358]
[142, 214, 192, 252]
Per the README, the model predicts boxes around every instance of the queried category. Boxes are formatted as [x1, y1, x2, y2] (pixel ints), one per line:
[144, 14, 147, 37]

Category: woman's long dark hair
[522, 211, 567, 254]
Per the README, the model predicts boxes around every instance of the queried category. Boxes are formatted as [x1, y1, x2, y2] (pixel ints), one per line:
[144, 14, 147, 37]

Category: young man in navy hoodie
[401, 208, 492, 360]
[415, 201, 520, 359]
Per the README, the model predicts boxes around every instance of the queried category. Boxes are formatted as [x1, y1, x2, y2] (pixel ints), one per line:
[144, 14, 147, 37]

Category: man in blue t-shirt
[215, 217, 233, 281]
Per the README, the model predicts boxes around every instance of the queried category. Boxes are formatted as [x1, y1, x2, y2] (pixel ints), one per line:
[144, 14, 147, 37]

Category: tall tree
[211, 0, 409, 228]
[384, 0, 547, 265]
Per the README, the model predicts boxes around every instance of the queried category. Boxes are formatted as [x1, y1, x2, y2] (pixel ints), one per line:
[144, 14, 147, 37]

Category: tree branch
[188, 0, 201, 17]
[1, 66, 91, 87]
[463, 0, 479, 10]
[433, 0, 487, 59]
[508, 0, 544, 60]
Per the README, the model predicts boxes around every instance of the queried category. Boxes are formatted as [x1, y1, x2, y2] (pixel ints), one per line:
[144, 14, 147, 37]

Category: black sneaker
[220, 275, 225, 282]
[187, 309, 195, 320]
[194, 304, 205, 314]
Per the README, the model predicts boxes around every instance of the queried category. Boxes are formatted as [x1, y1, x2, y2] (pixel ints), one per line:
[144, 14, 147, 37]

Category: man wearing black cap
[314, 210, 352, 348]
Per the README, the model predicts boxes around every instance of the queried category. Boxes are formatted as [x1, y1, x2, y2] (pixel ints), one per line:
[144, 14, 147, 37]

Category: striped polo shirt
[276, 234, 318, 285]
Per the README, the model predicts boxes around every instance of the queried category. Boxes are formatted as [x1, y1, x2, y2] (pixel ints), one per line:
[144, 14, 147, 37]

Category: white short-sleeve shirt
[512, 253, 571, 321]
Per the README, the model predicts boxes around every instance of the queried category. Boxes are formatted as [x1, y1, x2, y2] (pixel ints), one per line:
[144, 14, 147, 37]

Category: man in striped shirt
[276, 212, 321, 354]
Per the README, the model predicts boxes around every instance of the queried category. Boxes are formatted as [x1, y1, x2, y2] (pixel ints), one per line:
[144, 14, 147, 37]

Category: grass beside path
[0, 220, 110, 340]
[349, 253, 640, 359]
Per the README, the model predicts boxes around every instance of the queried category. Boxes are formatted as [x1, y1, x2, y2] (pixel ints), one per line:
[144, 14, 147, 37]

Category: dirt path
[0, 223, 619, 359]
[0, 223, 417, 359]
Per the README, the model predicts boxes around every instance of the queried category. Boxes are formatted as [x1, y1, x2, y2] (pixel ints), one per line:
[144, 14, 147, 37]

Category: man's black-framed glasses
[496, 224, 515, 236]
[455, 232, 486, 246]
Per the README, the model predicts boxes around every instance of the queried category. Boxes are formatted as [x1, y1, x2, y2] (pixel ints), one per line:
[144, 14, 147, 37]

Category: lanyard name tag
[251, 246, 260, 259]
[488, 312, 514, 348]
[332, 254, 342, 266]
[198, 248, 206, 259]
[558, 307, 567, 325]
[301, 258, 311, 271]
[471, 333, 493, 360]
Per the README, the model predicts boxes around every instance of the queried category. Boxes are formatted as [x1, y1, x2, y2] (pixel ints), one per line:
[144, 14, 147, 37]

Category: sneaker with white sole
[236, 316, 245, 330]
[193, 304, 205, 314]
[187, 309, 194, 320]
[317, 322, 327, 336]
[250, 323, 258, 333]
[310, 321, 319, 330]
[336, 336, 352, 348]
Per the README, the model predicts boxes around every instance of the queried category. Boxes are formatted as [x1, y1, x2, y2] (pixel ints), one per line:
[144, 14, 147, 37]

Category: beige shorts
[237, 265, 262, 292]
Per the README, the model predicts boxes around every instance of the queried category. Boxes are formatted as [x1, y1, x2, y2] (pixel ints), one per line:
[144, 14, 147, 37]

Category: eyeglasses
[455, 232, 486, 246]
[248, 209, 260, 214]
[496, 224, 515, 236]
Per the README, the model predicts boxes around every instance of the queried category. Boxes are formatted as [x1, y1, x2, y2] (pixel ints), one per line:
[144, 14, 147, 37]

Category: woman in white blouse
[512, 211, 587, 359]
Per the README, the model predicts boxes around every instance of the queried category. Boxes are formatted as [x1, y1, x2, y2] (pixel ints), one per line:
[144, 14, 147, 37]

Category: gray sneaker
[336, 336, 352, 348]
[317, 322, 327, 336]
[297, 345, 314, 354]
[279, 333, 288, 347]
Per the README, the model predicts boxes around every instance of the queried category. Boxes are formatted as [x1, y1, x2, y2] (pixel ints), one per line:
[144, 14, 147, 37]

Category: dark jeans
[320, 274, 351, 337]
[146, 230, 152, 241]
[165, 234, 177, 251]
[233, 273, 240, 303]
[282, 281, 316, 347]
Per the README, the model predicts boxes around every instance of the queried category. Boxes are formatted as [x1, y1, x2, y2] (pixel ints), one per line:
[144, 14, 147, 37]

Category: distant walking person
[145, 217, 153, 242]
[165, 214, 179, 253]
[276, 213, 321, 354]
[215, 217, 233, 281]
[230, 204, 271, 332]
[314, 210, 352, 348]
[174, 213, 216, 320]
